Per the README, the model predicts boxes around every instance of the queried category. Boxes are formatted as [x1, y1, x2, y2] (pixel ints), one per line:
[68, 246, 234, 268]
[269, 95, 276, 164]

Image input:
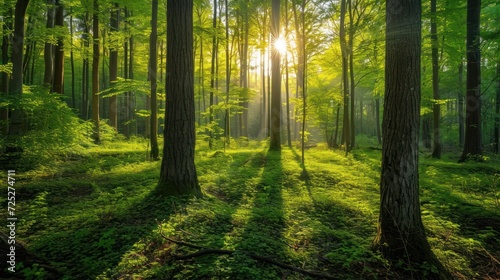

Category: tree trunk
[82, 13, 90, 120]
[43, 0, 55, 89]
[91, 0, 100, 144]
[459, 0, 482, 161]
[375, 98, 381, 145]
[70, 10, 76, 108]
[348, 0, 355, 149]
[458, 62, 464, 147]
[52, 0, 64, 95]
[224, 0, 230, 146]
[209, 0, 217, 149]
[1, 8, 11, 135]
[285, 1, 291, 148]
[150, 0, 159, 160]
[109, 3, 119, 129]
[495, 62, 499, 153]
[431, 0, 441, 158]
[372, 1, 449, 278]
[269, 0, 281, 150]
[340, 0, 350, 152]
[8, 0, 30, 142]
[157, 0, 202, 198]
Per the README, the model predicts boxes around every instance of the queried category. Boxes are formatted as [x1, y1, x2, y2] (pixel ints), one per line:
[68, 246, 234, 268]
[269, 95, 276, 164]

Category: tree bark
[431, 0, 441, 158]
[8, 0, 30, 143]
[458, 62, 464, 147]
[224, 0, 230, 146]
[459, 0, 482, 161]
[43, 0, 55, 88]
[372, 0, 449, 278]
[348, 0, 355, 149]
[157, 0, 202, 198]
[70, 9, 76, 108]
[108, 3, 119, 129]
[269, 0, 281, 150]
[340, 0, 350, 153]
[52, 0, 64, 94]
[1, 8, 12, 135]
[149, 0, 159, 160]
[91, 0, 100, 144]
[209, 0, 218, 149]
[285, 0, 291, 148]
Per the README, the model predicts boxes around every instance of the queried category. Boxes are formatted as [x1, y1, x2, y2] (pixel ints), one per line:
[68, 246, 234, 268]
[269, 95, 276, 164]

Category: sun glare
[274, 37, 287, 55]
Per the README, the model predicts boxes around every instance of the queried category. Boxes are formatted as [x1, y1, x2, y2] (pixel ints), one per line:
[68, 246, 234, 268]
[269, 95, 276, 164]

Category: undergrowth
[0, 138, 498, 279]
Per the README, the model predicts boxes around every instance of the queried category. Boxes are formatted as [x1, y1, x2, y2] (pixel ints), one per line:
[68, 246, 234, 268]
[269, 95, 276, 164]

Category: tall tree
[339, 0, 350, 152]
[43, 0, 55, 88]
[459, 0, 482, 162]
[208, 0, 217, 149]
[269, 0, 281, 150]
[108, 3, 119, 129]
[431, 0, 441, 158]
[157, 0, 202, 197]
[8, 0, 30, 144]
[372, 0, 449, 277]
[52, 0, 64, 94]
[224, 0, 230, 146]
[91, 0, 100, 143]
[495, 62, 499, 153]
[149, 0, 159, 160]
[1, 7, 12, 135]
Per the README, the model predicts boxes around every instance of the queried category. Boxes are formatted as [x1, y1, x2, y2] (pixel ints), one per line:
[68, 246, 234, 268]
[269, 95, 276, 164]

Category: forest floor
[1, 138, 500, 279]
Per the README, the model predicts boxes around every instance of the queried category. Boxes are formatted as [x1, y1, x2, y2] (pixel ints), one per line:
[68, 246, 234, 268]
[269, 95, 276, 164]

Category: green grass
[1, 139, 499, 279]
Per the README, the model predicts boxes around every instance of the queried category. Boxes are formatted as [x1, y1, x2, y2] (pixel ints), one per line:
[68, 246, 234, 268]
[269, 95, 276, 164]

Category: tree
[269, 0, 281, 150]
[496, 62, 500, 153]
[1, 6, 12, 135]
[157, 0, 202, 198]
[372, 0, 449, 277]
[149, 0, 159, 160]
[108, 3, 119, 129]
[339, 0, 350, 153]
[7, 0, 30, 147]
[208, 0, 217, 149]
[52, 0, 64, 94]
[91, 0, 100, 143]
[430, 0, 442, 158]
[43, 0, 55, 88]
[459, 0, 482, 161]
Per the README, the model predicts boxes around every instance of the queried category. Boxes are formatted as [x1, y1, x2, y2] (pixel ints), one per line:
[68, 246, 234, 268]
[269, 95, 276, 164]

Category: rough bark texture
[269, 0, 281, 150]
[108, 3, 119, 129]
[372, 0, 449, 278]
[91, 0, 100, 144]
[431, 0, 441, 158]
[157, 0, 202, 198]
[149, 0, 159, 160]
[8, 0, 30, 142]
[459, 0, 482, 161]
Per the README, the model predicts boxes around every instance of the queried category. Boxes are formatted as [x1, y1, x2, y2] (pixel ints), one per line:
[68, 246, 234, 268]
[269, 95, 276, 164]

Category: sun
[273, 37, 287, 55]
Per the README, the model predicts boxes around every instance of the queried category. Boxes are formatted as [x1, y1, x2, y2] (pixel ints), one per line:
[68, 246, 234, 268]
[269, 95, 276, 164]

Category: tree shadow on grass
[2, 164, 186, 279]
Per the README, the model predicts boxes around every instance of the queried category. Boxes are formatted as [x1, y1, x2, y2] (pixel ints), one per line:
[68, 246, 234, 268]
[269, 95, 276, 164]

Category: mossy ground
[1, 138, 499, 279]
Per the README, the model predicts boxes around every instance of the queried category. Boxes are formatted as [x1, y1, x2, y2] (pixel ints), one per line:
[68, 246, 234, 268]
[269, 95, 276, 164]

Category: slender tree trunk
[157, 0, 202, 198]
[375, 97, 381, 145]
[82, 13, 90, 120]
[495, 62, 499, 153]
[340, 0, 350, 153]
[458, 61, 464, 147]
[70, 10, 76, 108]
[285, 0, 291, 148]
[300, 1, 306, 168]
[459, 0, 482, 161]
[269, 0, 281, 150]
[43, 0, 55, 88]
[422, 115, 432, 148]
[123, 11, 130, 137]
[92, 0, 100, 144]
[333, 104, 340, 148]
[149, 0, 159, 160]
[209, 0, 217, 149]
[109, 3, 119, 129]
[241, 4, 249, 138]
[348, 0, 355, 149]
[431, 0, 441, 158]
[224, 0, 230, 146]
[372, 1, 449, 277]
[52, 0, 64, 94]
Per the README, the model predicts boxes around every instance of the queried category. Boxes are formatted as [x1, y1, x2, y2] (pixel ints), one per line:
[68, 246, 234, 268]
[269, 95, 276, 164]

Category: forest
[0, 0, 499, 279]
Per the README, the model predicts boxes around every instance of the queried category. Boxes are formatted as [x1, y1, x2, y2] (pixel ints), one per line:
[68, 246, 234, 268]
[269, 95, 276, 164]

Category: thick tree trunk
[0, 9, 11, 135]
[459, 0, 482, 161]
[372, 0, 449, 278]
[269, 0, 281, 150]
[91, 0, 100, 144]
[108, 4, 119, 129]
[149, 0, 159, 160]
[52, 0, 64, 95]
[8, 0, 30, 142]
[431, 0, 441, 158]
[157, 0, 202, 198]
